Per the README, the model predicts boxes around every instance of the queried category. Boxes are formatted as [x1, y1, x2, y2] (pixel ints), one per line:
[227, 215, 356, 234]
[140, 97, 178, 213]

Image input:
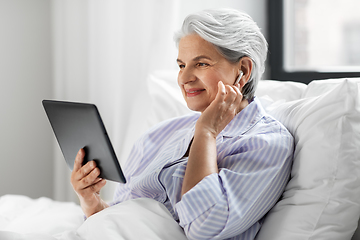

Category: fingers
[73, 148, 99, 181]
[73, 148, 85, 172]
[76, 177, 106, 203]
[71, 163, 105, 196]
[73, 162, 102, 191]
[78, 165, 100, 186]
[81, 177, 106, 196]
[216, 81, 243, 108]
[74, 160, 96, 181]
[227, 85, 243, 107]
[71, 148, 104, 193]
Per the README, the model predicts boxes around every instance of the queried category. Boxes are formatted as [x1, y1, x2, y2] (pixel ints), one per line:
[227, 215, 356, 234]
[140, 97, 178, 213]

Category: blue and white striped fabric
[112, 97, 294, 239]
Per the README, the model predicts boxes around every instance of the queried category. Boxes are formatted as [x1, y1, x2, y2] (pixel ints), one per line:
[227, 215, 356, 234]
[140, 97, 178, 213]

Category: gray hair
[174, 9, 268, 100]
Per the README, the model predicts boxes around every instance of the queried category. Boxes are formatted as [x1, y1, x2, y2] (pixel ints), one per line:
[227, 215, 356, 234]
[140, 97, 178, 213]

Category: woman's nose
[178, 67, 196, 86]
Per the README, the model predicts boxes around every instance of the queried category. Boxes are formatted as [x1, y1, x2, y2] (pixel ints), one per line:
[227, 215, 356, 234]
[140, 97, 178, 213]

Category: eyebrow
[177, 55, 213, 63]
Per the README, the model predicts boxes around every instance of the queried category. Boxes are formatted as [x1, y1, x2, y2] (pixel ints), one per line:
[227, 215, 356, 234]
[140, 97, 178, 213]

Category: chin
[186, 103, 206, 113]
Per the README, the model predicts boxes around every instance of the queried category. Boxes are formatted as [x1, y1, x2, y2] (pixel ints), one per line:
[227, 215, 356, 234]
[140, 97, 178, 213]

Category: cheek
[205, 69, 235, 101]
[177, 75, 185, 93]
[204, 79, 220, 102]
[204, 71, 225, 94]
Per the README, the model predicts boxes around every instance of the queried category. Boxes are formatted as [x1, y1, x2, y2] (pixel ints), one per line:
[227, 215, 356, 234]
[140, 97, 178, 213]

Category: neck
[236, 98, 249, 114]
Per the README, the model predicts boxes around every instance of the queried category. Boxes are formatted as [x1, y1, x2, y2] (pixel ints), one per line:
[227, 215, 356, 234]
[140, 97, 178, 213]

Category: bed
[1, 71, 359, 240]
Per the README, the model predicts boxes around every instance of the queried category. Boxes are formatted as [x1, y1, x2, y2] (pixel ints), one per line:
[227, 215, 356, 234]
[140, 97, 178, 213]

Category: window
[268, 0, 360, 83]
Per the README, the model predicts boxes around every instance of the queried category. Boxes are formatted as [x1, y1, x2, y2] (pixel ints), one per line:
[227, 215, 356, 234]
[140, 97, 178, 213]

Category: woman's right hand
[70, 148, 109, 218]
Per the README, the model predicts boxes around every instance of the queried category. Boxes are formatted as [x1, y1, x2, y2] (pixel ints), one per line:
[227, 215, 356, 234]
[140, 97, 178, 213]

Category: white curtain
[51, 0, 180, 202]
[51, 0, 265, 202]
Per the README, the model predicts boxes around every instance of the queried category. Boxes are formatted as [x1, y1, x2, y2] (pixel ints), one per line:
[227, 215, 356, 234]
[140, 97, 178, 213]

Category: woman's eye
[197, 62, 209, 67]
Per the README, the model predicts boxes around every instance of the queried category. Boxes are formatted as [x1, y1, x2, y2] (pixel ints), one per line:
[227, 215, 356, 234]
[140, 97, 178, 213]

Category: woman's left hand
[196, 81, 244, 138]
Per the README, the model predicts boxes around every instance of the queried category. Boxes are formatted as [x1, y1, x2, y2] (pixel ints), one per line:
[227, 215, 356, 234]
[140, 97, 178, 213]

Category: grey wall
[0, 0, 53, 198]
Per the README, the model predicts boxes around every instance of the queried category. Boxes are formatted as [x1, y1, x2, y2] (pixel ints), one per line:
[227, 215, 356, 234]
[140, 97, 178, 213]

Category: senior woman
[71, 9, 294, 240]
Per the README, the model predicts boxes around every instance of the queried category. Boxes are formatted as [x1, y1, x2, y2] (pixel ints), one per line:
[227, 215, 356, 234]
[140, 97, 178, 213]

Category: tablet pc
[42, 100, 126, 183]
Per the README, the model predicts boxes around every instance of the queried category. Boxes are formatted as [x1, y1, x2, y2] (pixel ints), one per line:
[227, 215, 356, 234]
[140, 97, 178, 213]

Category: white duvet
[0, 195, 187, 240]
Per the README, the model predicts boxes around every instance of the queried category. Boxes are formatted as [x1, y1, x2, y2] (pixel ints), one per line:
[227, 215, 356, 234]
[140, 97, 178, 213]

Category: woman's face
[177, 34, 239, 112]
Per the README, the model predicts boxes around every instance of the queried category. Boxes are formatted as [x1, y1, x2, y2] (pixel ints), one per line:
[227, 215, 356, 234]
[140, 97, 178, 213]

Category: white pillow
[256, 79, 307, 102]
[145, 70, 192, 127]
[256, 78, 360, 240]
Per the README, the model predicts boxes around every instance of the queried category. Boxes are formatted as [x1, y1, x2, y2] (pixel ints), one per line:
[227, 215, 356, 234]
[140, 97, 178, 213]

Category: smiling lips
[185, 88, 205, 97]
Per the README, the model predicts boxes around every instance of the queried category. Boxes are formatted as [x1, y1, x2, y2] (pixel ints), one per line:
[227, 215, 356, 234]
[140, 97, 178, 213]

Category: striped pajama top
[112, 97, 294, 239]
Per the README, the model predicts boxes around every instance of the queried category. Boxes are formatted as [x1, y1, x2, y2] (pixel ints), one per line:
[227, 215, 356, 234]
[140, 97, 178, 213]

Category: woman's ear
[237, 57, 253, 89]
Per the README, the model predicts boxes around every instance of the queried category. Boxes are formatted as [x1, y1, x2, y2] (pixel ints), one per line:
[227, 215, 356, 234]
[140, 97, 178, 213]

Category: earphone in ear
[234, 71, 243, 85]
